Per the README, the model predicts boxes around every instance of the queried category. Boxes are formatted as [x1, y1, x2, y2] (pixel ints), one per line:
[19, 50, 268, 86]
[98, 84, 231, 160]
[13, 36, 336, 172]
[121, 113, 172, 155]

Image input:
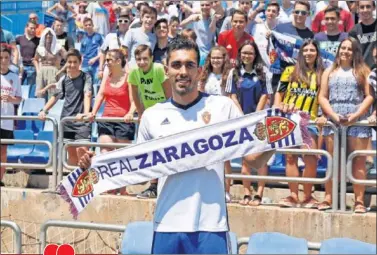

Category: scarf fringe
[58, 184, 79, 220]
[299, 111, 312, 148]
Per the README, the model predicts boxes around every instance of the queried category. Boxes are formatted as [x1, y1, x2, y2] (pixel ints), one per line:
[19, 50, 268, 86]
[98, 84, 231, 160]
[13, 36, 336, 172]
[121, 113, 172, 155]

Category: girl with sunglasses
[225, 40, 271, 206]
[83, 49, 136, 195]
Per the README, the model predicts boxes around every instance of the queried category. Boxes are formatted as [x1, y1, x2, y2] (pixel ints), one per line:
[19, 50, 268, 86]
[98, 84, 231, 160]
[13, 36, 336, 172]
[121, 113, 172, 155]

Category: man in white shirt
[78, 38, 273, 254]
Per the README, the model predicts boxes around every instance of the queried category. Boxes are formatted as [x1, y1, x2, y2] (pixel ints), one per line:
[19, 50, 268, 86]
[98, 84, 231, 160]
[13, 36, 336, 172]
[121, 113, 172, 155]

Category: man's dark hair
[357, 0, 376, 7]
[54, 17, 65, 24]
[142, 6, 158, 18]
[0, 44, 12, 55]
[267, 2, 280, 13]
[294, 0, 310, 11]
[169, 16, 179, 25]
[166, 38, 200, 65]
[26, 21, 36, 28]
[66, 48, 82, 62]
[135, 44, 153, 57]
[324, 6, 340, 17]
[155, 18, 168, 29]
[231, 10, 247, 22]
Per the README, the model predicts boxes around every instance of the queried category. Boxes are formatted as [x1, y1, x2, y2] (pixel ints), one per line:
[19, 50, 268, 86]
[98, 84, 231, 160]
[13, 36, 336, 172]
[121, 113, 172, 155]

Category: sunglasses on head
[118, 19, 129, 24]
[294, 10, 308, 16]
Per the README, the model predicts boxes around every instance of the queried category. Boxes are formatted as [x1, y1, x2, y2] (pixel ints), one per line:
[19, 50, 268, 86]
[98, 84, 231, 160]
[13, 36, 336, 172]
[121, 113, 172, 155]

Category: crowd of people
[0, 0, 376, 214]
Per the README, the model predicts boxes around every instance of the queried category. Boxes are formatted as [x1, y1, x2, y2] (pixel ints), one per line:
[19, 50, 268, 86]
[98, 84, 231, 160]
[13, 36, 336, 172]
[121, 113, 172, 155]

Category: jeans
[81, 65, 99, 85]
[22, 65, 36, 86]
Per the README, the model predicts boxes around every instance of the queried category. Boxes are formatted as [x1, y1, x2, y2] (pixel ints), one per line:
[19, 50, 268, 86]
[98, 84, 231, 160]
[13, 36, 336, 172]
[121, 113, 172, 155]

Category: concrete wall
[1, 188, 376, 254]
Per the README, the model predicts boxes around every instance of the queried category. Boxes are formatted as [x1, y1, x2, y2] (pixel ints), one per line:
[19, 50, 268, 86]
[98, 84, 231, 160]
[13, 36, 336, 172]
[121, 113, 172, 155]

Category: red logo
[44, 244, 75, 255]
[269, 49, 278, 64]
[265, 116, 296, 143]
[71, 169, 98, 197]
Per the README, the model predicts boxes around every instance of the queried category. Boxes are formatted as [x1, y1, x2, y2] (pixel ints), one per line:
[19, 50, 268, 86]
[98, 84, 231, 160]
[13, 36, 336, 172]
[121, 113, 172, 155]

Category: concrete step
[3, 170, 376, 209]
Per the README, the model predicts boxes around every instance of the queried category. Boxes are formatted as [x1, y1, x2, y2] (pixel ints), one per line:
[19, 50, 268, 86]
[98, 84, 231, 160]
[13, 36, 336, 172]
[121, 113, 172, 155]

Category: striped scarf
[58, 108, 311, 218]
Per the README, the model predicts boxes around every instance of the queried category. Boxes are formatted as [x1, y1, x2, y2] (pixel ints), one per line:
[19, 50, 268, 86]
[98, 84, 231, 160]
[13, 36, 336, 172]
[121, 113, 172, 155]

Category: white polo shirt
[137, 93, 242, 232]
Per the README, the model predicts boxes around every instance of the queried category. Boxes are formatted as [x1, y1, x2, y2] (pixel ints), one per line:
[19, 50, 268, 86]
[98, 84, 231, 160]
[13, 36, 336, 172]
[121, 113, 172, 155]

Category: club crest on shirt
[71, 169, 98, 197]
[202, 111, 211, 124]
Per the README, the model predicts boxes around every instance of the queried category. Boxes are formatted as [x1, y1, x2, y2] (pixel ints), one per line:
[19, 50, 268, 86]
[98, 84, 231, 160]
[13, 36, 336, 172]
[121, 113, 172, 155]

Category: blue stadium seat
[19, 131, 53, 164]
[91, 102, 105, 143]
[120, 221, 154, 254]
[7, 130, 35, 163]
[316, 156, 327, 178]
[247, 232, 308, 254]
[230, 158, 242, 172]
[17, 98, 45, 133]
[21, 85, 30, 99]
[268, 153, 286, 176]
[228, 232, 238, 254]
[44, 99, 64, 131]
[320, 238, 376, 254]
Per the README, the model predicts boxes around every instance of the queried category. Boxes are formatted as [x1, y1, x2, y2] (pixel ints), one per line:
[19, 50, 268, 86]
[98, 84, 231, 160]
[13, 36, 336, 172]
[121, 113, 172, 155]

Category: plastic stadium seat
[17, 98, 45, 133]
[268, 153, 286, 176]
[247, 232, 308, 254]
[228, 232, 238, 254]
[19, 131, 53, 164]
[230, 158, 242, 172]
[7, 130, 35, 163]
[21, 85, 30, 99]
[120, 221, 154, 254]
[44, 99, 64, 131]
[320, 238, 376, 254]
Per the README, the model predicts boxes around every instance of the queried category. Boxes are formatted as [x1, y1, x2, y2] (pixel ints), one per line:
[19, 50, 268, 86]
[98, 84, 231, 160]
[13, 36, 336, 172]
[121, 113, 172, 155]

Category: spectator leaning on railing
[274, 39, 325, 209]
[82, 49, 136, 195]
[39, 49, 92, 168]
[319, 37, 374, 213]
[0, 45, 22, 187]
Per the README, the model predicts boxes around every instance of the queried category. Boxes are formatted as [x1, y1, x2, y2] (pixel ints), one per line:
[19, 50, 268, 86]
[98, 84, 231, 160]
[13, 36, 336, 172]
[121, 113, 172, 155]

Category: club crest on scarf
[71, 169, 99, 197]
[255, 116, 296, 144]
[202, 111, 211, 124]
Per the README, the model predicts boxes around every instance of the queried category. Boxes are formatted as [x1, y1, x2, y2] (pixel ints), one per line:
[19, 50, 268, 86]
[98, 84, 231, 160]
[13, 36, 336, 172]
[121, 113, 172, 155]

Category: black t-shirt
[327, 34, 341, 42]
[56, 32, 74, 51]
[349, 20, 377, 68]
[15, 35, 40, 66]
[296, 27, 314, 40]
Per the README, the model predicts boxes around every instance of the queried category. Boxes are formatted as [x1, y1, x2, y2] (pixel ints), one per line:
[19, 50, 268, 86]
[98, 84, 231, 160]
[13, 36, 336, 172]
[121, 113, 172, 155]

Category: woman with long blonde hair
[319, 37, 374, 213]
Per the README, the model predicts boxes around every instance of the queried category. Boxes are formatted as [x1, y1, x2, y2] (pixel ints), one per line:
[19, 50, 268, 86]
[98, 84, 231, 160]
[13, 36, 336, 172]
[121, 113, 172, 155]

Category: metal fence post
[1, 220, 22, 254]
[339, 126, 348, 211]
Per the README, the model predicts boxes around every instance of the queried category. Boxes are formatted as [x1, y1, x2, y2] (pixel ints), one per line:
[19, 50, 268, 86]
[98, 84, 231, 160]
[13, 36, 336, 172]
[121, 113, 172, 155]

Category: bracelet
[40, 109, 49, 114]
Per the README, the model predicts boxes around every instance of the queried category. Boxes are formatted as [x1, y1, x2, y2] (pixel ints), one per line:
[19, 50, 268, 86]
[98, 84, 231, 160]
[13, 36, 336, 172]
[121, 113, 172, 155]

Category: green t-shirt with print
[128, 63, 168, 109]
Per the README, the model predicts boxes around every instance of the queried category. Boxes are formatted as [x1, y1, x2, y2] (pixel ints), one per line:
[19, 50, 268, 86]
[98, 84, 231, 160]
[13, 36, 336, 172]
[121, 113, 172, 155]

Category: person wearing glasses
[275, 1, 314, 41]
[82, 49, 136, 195]
[28, 13, 46, 38]
[98, 12, 131, 80]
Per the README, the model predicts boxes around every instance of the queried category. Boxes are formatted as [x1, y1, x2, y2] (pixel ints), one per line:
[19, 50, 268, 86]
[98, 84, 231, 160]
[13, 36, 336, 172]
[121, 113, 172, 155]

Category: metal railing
[57, 117, 138, 183]
[39, 220, 126, 254]
[237, 237, 321, 252]
[1, 220, 22, 254]
[0, 116, 59, 189]
[225, 121, 340, 211]
[340, 121, 377, 211]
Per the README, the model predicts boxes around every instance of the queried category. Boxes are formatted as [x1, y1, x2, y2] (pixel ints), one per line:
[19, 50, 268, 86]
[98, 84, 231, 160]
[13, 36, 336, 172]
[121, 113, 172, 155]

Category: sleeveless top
[55, 5, 69, 22]
[102, 76, 131, 117]
[323, 67, 371, 138]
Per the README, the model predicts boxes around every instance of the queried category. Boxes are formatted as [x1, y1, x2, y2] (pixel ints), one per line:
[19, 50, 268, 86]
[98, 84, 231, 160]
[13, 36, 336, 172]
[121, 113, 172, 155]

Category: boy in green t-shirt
[128, 44, 171, 199]
[128, 44, 171, 118]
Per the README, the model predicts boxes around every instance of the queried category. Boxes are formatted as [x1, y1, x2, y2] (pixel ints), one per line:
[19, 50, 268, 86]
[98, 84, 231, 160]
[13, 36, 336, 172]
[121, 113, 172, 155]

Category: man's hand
[1, 95, 10, 103]
[78, 151, 95, 169]
[98, 70, 104, 80]
[38, 110, 47, 120]
[192, 14, 201, 22]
